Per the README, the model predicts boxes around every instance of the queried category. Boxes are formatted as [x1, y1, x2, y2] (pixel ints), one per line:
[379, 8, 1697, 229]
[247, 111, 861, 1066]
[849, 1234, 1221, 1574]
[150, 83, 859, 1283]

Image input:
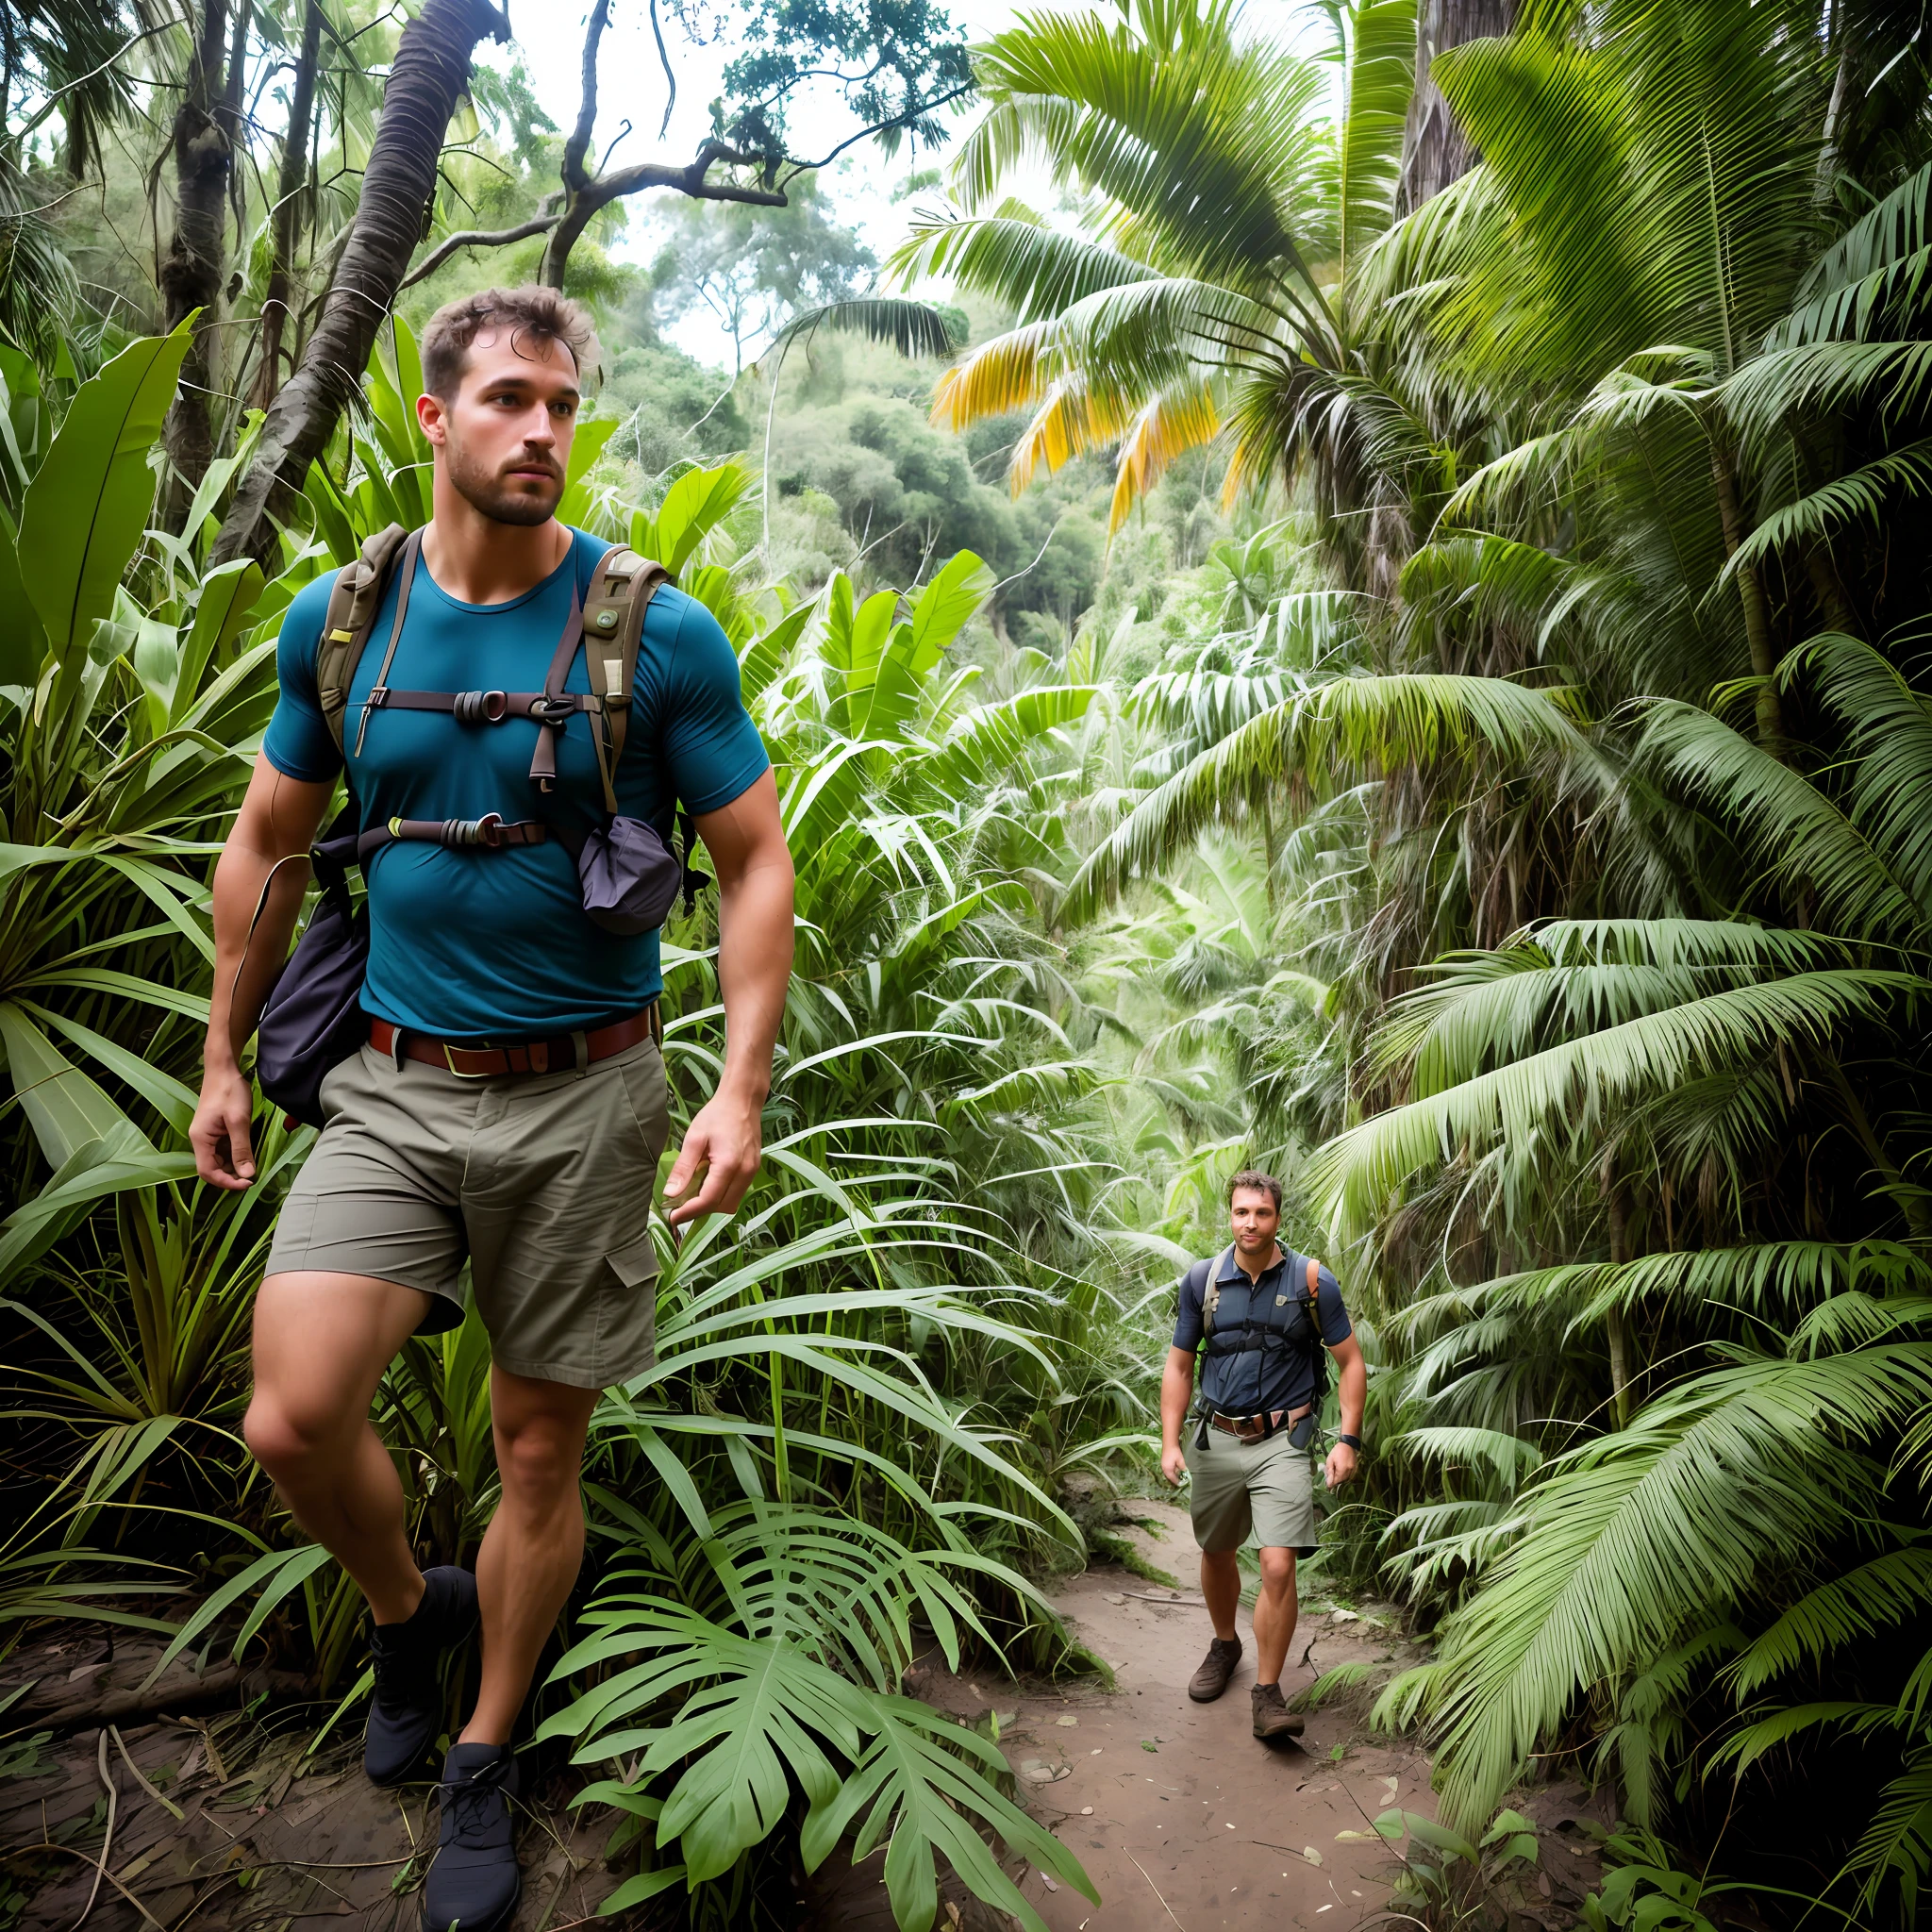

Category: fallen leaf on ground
[1336, 1830, 1377, 1841]
[1056, 1715, 1078, 1726]
[1302, 1846, 1324, 1866]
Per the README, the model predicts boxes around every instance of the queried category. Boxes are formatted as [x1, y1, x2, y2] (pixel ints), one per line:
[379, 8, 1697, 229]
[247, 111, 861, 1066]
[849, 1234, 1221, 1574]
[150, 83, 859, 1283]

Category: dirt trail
[908, 1499, 1439, 1932]
[6, 1502, 1580, 1932]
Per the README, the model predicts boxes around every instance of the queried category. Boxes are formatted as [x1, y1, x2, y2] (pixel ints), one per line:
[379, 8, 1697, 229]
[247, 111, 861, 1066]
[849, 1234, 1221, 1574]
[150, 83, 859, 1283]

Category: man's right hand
[192, 1063, 258, 1191]
[1160, 1442, 1187, 1486]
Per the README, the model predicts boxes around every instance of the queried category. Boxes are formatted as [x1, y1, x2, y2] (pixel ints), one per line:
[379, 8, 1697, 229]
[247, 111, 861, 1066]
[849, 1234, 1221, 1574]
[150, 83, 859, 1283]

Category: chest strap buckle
[453, 689, 510, 724]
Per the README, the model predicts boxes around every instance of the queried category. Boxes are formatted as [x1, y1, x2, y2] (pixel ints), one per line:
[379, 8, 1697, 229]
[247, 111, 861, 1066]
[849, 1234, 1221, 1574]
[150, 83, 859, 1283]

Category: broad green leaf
[20, 325, 192, 659]
[908, 550, 991, 668]
[0, 1134, 192, 1289]
[173, 558, 264, 724]
[652, 460, 755, 575]
[139, 1543, 331, 1689]
[0, 509, 43, 685]
[739, 602, 812, 706]
[0, 1002, 146, 1169]
[21, 1001, 198, 1139]
[595, 1865, 687, 1912]
[557, 416, 621, 528]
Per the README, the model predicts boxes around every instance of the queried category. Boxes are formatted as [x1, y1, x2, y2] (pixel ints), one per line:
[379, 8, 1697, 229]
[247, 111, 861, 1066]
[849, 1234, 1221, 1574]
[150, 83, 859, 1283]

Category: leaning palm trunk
[212, 0, 509, 567]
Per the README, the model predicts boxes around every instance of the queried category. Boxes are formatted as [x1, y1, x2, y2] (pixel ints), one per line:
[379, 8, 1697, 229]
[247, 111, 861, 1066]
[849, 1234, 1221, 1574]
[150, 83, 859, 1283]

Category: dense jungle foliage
[4, 0, 1932, 1927]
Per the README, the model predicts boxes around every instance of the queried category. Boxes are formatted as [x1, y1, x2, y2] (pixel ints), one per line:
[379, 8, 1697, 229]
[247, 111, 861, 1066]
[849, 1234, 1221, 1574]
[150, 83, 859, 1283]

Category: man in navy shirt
[191, 287, 794, 1930]
[1160, 1171, 1367, 1742]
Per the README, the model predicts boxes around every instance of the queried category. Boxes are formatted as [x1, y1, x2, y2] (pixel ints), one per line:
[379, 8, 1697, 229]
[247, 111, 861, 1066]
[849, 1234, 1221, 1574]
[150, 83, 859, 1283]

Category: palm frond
[889, 204, 1153, 324]
[1417, 1346, 1932, 1831]
[1062, 674, 1591, 920]
[1335, 0, 1418, 280]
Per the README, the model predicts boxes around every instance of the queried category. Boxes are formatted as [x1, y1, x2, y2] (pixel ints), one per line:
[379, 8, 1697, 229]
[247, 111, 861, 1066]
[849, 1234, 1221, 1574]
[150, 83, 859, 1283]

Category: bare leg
[245, 1272, 432, 1625]
[1201, 1547, 1242, 1643]
[1252, 1547, 1297, 1686]
[460, 1365, 600, 1746]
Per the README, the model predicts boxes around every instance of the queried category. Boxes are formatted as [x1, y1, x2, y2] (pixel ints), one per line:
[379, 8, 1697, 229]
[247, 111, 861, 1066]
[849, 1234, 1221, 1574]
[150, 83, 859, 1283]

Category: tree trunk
[212, 0, 511, 569]
[1395, 0, 1516, 215]
[252, 0, 325, 412]
[1607, 1184, 1633, 1430]
[1709, 444, 1787, 752]
[160, 0, 233, 494]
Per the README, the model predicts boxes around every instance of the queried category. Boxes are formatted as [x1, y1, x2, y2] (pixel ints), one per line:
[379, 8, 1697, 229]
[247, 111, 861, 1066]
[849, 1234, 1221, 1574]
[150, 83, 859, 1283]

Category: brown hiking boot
[1252, 1682, 1307, 1740]
[1188, 1635, 1242, 1702]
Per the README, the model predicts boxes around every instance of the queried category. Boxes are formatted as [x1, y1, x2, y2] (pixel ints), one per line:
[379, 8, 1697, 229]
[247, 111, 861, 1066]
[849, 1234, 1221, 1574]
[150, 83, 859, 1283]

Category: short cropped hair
[419, 286, 600, 402]
[1228, 1169, 1283, 1211]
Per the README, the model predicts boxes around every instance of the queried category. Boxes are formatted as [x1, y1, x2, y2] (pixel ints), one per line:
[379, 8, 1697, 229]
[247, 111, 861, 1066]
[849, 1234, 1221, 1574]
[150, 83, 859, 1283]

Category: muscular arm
[661, 768, 794, 1228]
[1159, 1345, 1196, 1484]
[1324, 1332, 1368, 1487]
[192, 756, 336, 1191]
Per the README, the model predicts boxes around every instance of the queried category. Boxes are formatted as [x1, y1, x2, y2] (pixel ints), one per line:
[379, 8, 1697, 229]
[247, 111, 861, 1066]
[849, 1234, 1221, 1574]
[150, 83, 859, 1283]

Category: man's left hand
[663, 1089, 763, 1228]
[1324, 1441, 1358, 1488]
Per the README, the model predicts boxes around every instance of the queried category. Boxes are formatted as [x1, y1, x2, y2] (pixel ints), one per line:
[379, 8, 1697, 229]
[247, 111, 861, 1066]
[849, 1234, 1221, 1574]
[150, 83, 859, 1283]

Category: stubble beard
[445, 437, 563, 527]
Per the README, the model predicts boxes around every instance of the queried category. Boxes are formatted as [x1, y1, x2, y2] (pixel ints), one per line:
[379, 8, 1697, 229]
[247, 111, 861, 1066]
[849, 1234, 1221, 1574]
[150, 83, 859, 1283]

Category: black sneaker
[423, 1742, 521, 1932]
[364, 1566, 479, 1787]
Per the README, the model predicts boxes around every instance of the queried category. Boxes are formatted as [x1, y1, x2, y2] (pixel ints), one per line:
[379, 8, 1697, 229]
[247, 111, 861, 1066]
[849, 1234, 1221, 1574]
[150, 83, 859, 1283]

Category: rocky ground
[2, 1501, 1606, 1931]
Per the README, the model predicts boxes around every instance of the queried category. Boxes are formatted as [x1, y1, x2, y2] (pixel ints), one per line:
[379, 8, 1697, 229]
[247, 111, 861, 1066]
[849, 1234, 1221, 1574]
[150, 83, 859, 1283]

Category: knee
[244, 1392, 332, 1483]
[495, 1422, 581, 1507]
[1257, 1549, 1296, 1598]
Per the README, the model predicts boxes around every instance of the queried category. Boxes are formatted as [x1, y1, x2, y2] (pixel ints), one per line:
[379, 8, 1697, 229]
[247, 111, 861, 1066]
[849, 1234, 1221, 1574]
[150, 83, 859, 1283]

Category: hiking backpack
[1185, 1248, 1331, 1424]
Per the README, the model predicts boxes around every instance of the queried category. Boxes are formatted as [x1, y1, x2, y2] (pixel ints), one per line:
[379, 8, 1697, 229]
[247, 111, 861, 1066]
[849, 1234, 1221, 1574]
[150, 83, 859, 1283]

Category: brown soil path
[901, 1499, 1439, 1932]
[6, 1503, 1600, 1932]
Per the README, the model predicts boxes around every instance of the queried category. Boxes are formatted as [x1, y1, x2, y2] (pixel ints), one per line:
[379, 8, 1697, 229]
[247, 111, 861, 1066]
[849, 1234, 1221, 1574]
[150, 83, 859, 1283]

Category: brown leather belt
[369, 1005, 659, 1080]
[1210, 1402, 1312, 1442]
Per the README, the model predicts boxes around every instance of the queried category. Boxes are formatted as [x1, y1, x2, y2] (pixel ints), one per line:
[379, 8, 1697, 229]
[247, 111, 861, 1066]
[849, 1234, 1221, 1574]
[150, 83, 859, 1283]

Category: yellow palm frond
[1009, 375, 1140, 491]
[1108, 385, 1223, 532]
[929, 322, 1058, 431]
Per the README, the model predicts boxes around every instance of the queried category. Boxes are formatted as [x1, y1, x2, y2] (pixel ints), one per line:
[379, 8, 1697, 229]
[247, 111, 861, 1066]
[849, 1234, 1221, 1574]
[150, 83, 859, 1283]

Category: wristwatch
[1336, 1432, 1363, 1451]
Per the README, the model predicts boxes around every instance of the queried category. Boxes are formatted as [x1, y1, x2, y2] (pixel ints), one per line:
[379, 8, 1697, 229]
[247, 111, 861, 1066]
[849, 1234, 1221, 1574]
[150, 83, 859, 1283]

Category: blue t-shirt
[262, 527, 769, 1041]
[1173, 1247, 1353, 1416]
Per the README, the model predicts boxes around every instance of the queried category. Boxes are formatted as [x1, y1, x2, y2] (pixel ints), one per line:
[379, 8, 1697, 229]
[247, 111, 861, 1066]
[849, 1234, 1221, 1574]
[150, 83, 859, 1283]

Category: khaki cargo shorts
[1183, 1427, 1319, 1557]
[263, 1036, 669, 1389]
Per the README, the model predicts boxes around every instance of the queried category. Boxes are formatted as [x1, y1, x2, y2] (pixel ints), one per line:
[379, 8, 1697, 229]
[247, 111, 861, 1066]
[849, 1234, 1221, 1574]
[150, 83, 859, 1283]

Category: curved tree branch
[562, 0, 610, 194]
[213, 0, 511, 567]
[398, 204, 561, 290]
[776, 85, 974, 187]
[538, 138, 786, 289]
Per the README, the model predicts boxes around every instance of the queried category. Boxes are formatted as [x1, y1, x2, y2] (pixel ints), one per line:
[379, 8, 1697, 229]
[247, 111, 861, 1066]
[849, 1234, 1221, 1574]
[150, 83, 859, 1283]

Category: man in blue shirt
[1160, 1171, 1367, 1743]
[191, 287, 794, 1931]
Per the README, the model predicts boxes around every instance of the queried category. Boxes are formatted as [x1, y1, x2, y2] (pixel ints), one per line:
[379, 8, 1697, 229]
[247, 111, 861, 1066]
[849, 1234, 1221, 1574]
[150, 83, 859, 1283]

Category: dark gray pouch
[576, 814, 682, 936]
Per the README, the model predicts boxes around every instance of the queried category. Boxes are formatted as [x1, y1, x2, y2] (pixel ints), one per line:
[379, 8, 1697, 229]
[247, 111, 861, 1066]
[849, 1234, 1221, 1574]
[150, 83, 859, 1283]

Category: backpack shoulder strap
[1306, 1255, 1321, 1301]
[1197, 1247, 1234, 1340]
[317, 523, 410, 755]
[583, 546, 674, 768]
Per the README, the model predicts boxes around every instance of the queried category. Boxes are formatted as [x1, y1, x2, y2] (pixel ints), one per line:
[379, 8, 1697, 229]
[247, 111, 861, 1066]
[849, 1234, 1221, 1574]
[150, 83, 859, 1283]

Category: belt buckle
[441, 1041, 495, 1081]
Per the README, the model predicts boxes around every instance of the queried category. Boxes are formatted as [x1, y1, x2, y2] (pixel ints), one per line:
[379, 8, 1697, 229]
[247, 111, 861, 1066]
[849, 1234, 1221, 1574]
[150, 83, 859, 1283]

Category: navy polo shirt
[1173, 1246, 1352, 1416]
